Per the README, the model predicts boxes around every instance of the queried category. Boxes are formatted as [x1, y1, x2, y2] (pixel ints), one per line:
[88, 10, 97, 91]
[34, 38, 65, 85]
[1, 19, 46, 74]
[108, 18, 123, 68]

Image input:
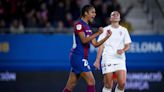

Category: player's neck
[111, 22, 119, 28]
[81, 17, 88, 24]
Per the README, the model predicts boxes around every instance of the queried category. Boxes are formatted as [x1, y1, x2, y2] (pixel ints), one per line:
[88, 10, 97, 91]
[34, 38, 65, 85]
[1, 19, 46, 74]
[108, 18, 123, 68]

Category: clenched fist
[97, 27, 103, 34]
[106, 30, 112, 37]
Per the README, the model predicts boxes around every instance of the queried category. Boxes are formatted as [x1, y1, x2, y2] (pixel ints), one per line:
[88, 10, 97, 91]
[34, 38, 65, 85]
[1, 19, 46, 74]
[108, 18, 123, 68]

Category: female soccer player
[94, 11, 132, 92]
[63, 5, 112, 92]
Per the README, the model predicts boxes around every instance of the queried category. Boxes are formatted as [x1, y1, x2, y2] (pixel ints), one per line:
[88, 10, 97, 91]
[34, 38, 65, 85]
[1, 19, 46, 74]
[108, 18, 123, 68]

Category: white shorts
[101, 63, 126, 74]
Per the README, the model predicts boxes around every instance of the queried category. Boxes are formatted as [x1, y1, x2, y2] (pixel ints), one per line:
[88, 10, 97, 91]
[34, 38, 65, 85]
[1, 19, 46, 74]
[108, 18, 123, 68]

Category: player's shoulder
[103, 25, 111, 31]
[74, 21, 83, 26]
[74, 21, 83, 31]
[119, 25, 128, 31]
[119, 25, 129, 33]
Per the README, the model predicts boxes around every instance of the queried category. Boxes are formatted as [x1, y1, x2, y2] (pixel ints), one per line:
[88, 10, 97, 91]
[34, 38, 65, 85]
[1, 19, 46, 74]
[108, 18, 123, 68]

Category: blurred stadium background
[0, 0, 164, 92]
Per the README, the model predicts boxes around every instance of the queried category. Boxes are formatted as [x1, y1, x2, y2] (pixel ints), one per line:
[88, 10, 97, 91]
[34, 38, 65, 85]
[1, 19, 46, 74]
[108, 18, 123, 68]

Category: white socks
[102, 86, 124, 92]
[102, 87, 111, 92]
[115, 86, 124, 92]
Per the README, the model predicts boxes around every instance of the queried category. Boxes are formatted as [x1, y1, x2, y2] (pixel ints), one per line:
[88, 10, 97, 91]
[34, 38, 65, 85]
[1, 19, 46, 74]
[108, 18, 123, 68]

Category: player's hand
[97, 27, 103, 34]
[106, 30, 112, 37]
[117, 49, 124, 55]
[93, 60, 100, 70]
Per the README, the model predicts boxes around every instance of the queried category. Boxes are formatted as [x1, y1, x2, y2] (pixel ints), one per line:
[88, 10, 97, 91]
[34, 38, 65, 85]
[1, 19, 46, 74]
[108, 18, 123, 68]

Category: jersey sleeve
[74, 23, 83, 34]
[124, 28, 132, 44]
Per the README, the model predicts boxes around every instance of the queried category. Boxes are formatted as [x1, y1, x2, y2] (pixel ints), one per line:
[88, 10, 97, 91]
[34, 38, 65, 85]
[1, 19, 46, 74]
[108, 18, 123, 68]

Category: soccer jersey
[98, 25, 132, 64]
[71, 19, 92, 59]
[70, 19, 92, 74]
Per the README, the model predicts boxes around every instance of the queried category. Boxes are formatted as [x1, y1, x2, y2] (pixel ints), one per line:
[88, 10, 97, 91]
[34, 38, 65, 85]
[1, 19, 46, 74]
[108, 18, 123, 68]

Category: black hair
[81, 5, 94, 17]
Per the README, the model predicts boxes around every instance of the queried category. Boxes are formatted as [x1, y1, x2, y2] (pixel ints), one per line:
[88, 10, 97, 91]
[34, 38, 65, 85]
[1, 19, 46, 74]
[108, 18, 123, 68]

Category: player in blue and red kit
[63, 5, 112, 92]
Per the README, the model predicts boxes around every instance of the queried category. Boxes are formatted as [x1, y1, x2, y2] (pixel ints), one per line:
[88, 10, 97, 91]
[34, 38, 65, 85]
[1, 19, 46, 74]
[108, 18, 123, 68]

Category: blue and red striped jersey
[71, 19, 92, 59]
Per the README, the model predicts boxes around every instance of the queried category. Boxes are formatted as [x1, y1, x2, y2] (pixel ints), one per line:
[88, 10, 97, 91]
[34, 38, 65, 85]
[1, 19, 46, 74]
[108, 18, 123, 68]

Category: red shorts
[112, 73, 117, 80]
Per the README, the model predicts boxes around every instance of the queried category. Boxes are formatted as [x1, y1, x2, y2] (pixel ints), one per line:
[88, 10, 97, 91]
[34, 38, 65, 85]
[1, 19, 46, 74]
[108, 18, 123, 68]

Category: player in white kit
[94, 11, 132, 92]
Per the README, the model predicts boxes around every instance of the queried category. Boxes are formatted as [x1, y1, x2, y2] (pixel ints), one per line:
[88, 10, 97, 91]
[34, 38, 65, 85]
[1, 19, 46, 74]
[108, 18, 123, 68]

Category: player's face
[110, 11, 120, 22]
[86, 8, 96, 23]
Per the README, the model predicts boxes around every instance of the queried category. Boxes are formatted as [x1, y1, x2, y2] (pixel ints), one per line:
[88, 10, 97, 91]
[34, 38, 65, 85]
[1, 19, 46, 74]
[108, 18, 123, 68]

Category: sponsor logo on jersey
[86, 30, 91, 32]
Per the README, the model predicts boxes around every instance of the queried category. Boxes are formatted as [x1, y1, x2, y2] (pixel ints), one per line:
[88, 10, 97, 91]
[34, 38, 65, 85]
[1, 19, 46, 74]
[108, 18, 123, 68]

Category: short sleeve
[124, 28, 132, 44]
[74, 23, 83, 34]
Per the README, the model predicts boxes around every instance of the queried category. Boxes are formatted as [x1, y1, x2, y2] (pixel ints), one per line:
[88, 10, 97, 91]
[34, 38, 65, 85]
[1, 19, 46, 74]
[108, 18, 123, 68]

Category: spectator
[0, 0, 132, 34]
[43, 21, 54, 33]
[54, 1, 65, 21]
[0, 1, 5, 19]
[0, 19, 6, 33]
[10, 19, 24, 34]
[25, 9, 38, 28]
[0, 19, 6, 28]
[56, 20, 65, 32]
[64, 12, 74, 28]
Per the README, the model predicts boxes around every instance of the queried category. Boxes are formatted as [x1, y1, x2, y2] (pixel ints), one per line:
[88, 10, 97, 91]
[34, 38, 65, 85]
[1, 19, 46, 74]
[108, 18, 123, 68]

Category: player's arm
[78, 27, 103, 44]
[94, 44, 104, 70]
[117, 43, 131, 55]
[91, 30, 112, 47]
[123, 43, 131, 51]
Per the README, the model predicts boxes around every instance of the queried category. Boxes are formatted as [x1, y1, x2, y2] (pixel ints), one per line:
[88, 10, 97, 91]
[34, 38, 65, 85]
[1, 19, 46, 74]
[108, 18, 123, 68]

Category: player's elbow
[81, 38, 88, 44]
[81, 40, 88, 44]
[93, 43, 100, 47]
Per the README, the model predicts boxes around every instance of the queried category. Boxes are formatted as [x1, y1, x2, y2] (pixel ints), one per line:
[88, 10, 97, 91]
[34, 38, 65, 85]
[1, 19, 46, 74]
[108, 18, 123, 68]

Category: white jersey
[98, 25, 132, 64]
